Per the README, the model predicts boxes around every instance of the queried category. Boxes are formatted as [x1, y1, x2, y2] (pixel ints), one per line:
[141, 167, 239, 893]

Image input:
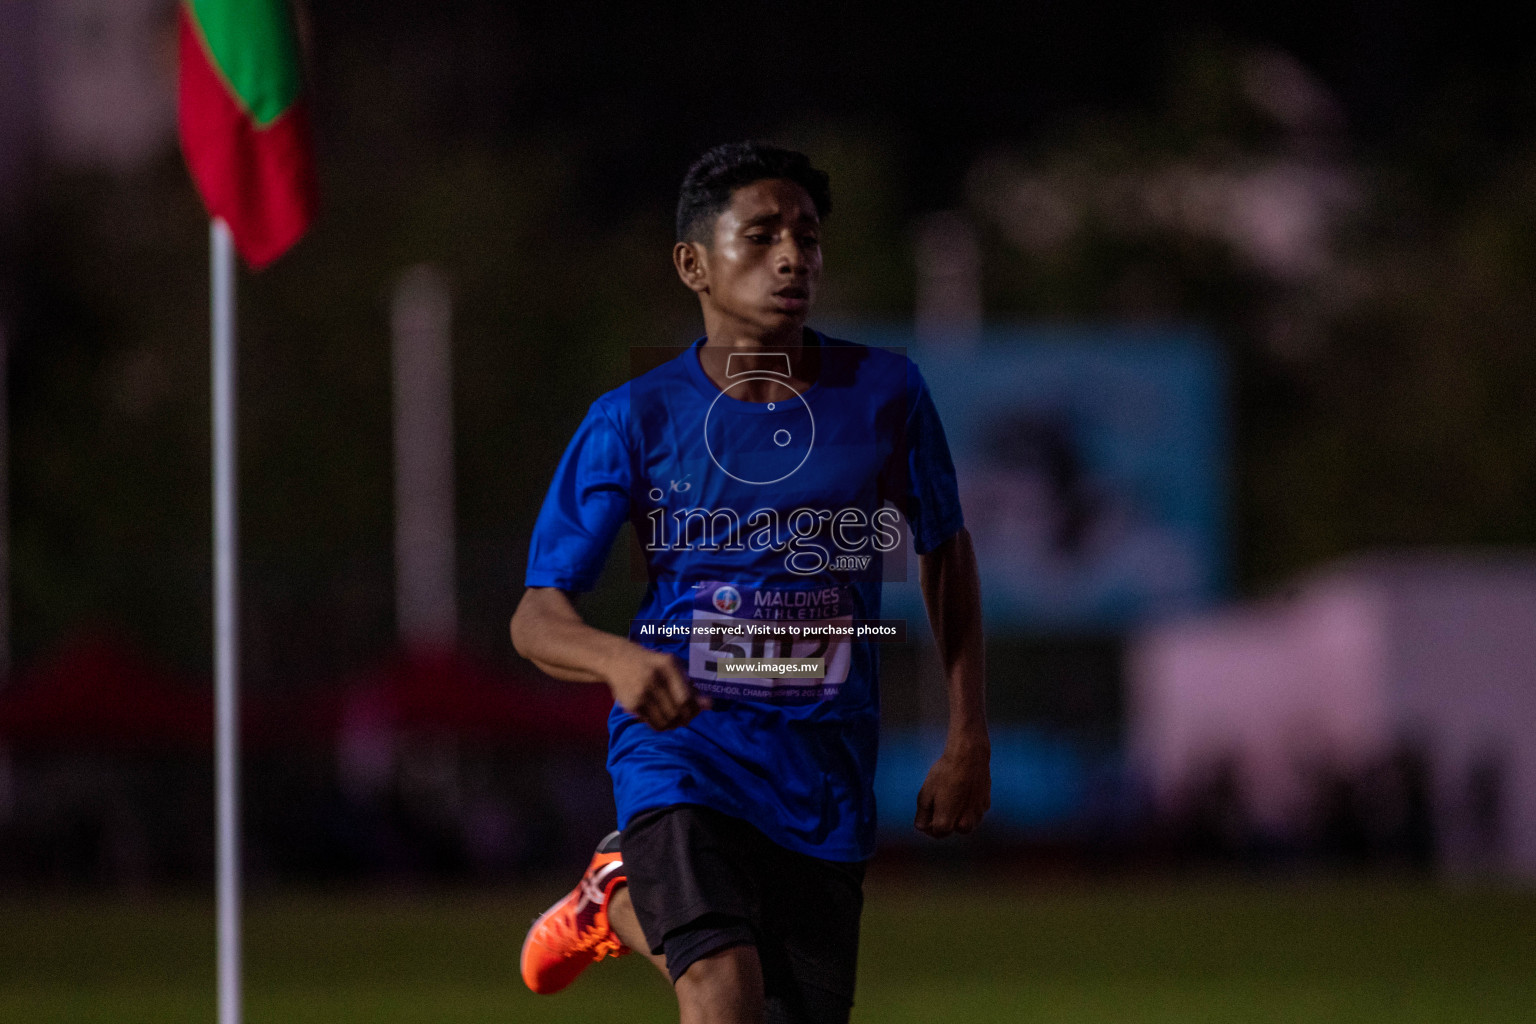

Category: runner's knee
[675, 940, 761, 991]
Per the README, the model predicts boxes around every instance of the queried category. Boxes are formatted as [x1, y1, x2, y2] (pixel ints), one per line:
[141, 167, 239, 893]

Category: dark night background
[2, 7, 1536, 1022]
[2, 0, 1535, 884]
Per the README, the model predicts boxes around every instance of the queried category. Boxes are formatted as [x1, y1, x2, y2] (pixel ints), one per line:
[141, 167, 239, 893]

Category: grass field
[2, 873, 1533, 1023]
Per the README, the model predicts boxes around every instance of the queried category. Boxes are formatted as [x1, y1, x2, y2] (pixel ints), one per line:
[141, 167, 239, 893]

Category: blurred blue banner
[853, 325, 1227, 631]
[875, 725, 1131, 837]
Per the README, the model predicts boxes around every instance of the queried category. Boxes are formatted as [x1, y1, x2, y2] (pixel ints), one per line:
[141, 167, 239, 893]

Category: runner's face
[698, 179, 822, 336]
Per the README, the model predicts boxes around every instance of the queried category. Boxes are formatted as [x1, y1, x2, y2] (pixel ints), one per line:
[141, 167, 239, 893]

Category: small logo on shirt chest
[647, 476, 692, 502]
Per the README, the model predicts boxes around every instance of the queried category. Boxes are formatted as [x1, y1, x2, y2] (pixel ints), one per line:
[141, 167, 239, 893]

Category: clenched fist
[914, 737, 991, 838]
[606, 647, 712, 731]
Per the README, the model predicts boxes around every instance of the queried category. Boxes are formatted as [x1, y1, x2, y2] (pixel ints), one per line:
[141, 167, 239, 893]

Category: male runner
[511, 142, 989, 1024]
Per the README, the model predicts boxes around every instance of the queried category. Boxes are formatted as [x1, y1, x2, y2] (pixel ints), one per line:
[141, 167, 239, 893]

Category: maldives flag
[177, 0, 317, 269]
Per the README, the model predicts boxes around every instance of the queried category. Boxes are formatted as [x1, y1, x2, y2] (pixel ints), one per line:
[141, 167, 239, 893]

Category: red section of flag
[177, 8, 316, 269]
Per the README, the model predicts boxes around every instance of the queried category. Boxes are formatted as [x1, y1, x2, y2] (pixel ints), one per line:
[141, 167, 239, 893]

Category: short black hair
[676, 141, 832, 242]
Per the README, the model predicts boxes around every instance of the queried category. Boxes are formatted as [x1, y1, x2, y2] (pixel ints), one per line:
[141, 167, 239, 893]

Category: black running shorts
[621, 803, 865, 1024]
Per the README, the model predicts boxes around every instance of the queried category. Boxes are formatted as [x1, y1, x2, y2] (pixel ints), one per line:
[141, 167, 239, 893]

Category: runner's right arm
[511, 586, 710, 731]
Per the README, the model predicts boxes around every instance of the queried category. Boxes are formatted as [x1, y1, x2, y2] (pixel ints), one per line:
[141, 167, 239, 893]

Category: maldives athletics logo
[711, 585, 743, 614]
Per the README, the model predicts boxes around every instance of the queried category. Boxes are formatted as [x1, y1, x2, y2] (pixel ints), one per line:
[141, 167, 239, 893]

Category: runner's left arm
[914, 526, 991, 838]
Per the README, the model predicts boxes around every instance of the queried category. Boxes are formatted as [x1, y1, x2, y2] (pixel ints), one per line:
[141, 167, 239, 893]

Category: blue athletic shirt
[525, 332, 963, 860]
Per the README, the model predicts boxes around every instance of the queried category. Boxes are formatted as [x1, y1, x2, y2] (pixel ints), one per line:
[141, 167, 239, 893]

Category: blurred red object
[306, 648, 612, 746]
[0, 641, 612, 753]
[0, 637, 214, 752]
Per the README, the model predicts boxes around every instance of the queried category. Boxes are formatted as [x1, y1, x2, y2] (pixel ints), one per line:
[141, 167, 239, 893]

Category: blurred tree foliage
[9, 29, 1536, 682]
[965, 38, 1536, 587]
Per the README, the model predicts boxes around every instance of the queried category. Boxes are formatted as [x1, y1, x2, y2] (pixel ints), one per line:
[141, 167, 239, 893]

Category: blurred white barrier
[1130, 553, 1536, 876]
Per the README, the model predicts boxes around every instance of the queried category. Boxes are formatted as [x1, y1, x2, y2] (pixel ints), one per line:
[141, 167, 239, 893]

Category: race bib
[688, 581, 853, 702]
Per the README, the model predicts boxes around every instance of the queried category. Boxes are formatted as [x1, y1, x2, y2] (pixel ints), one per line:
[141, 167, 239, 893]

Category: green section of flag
[186, 0, 301, 126]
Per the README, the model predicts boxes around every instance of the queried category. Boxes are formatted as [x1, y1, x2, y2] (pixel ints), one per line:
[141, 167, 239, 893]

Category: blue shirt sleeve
[525, 397, 633, 591]
[898, 364, 965, 555]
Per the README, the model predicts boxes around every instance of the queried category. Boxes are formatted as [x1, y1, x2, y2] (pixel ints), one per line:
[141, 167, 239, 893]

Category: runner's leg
[612, 883, 766, 1021]
[674, 944, 765, 1024]
[608, 885, 669, 977]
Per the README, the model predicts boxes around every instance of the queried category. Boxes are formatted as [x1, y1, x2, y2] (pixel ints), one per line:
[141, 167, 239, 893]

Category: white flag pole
[391, 265, 457, 651]
[211, 218, 242, 1024]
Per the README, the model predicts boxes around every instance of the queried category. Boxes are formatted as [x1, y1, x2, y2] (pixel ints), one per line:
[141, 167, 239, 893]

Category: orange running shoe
[520, 831, 631, 994]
